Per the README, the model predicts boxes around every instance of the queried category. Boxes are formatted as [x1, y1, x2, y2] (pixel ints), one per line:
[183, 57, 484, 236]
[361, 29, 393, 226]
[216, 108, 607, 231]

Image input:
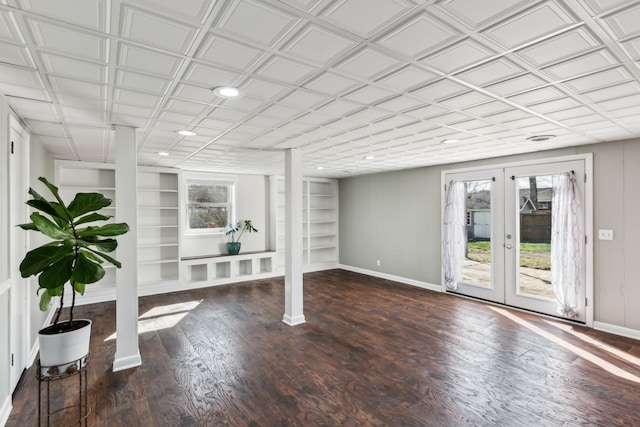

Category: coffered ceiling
[1, 0, 639, 177]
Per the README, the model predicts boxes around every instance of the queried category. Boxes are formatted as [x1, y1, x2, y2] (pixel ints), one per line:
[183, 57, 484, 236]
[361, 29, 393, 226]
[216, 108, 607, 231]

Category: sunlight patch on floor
[489, 306, 640, 384]
[105, 300, 203, 341]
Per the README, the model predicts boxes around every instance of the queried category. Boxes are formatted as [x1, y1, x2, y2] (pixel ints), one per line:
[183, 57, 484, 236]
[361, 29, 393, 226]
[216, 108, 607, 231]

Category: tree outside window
[187, 181, 233, 231]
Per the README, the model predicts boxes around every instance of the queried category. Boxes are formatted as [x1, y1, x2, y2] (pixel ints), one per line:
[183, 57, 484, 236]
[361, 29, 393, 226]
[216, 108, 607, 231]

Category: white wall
[339, 139, 640, 335]
[181, 173, 270, 258]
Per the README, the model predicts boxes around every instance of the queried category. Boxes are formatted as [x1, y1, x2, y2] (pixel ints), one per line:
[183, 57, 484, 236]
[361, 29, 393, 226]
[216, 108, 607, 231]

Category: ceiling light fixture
[158, 152, 169, 156]
[441, 139, 460, 144]
[213, 86, 242, 98]
[178, 130, 197, 137]
[526, 135, 556, 142]
[364, 155, 375, 160]
[315, 166, 325, 170]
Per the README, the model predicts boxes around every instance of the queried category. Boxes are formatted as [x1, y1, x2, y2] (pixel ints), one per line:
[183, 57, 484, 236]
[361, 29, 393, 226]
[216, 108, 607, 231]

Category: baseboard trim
[593, 321, 640, 340]
[338, 264, 442, 293]
[0, 394, 12, 427]
[282, 314, 306, 326]
[113, 352, 142, 372]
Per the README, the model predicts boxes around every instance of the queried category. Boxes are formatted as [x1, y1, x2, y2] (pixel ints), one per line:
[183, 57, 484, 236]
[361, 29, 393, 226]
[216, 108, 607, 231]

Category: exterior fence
[520, 212, 551, 243]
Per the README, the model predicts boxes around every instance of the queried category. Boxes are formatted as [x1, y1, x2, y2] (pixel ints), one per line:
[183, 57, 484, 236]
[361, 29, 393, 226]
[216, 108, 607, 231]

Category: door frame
[441, 153, 594, 326]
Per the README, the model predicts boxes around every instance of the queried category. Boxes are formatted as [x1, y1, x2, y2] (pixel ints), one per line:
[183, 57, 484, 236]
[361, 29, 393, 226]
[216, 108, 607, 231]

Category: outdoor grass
[466, 241, 551, 270]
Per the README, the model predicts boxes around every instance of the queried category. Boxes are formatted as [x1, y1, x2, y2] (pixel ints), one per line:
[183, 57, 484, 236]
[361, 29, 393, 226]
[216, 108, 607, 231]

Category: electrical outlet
[376, 260, 381, 267]
[598, 229, 613, 240]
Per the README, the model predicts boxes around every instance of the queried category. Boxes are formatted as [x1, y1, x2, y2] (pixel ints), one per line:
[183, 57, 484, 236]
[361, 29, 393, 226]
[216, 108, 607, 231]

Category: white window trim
[183, 172, 236, 236]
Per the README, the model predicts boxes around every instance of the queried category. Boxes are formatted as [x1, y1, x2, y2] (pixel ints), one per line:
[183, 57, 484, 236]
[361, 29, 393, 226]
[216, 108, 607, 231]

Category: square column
[113, 125, 142, 371]
[283, 148, 305, 325]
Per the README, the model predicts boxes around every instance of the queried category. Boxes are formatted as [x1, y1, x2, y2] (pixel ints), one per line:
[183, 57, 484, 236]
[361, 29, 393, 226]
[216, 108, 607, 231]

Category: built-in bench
[181, 251, 279, 286]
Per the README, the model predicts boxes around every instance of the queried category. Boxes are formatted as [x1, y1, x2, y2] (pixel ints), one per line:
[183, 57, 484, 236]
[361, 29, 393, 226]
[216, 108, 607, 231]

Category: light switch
[598, 229, 613, 240]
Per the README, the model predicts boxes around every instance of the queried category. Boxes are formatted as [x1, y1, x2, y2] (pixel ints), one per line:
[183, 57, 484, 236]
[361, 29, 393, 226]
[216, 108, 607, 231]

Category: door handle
[506, 244, 513, 249]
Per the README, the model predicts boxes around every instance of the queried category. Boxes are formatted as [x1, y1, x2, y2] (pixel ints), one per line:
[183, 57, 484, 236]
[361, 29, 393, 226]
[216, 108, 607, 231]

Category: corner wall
[339, 139, 640, 334]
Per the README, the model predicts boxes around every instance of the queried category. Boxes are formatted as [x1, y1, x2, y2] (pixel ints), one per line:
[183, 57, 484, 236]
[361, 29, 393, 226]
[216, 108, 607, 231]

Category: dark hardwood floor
[8, 269, 640, 426]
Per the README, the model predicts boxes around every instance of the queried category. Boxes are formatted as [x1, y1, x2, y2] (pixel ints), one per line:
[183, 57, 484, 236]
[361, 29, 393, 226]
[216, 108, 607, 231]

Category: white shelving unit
[181, 251, 278, 287]
[269, 176, 339, 273]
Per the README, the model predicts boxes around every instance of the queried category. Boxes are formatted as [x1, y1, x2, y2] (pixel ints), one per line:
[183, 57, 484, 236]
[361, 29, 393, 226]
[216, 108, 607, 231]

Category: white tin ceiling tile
[0, 11, 23, 43]
[304, 72, 360, 95]
[483, 108, 529, 122]
[581, 81, 640, 102]
[37, 135, 73, 156]
[158, 110, 198, 125]
[507, 86, 567, 105]
[196, 35, 264, 70]
[462, 100, 512, 116]
[502, 116, 547, 128]
[426, 111, 473, 125]
[410, 79, 469, 102]
[173, 83, 218, 104]
[40, 52, 104, 82]
[62, 106, 105, 124]
[112, 103, 154, 118]
[375, 95, 424, 113]
[113, 88, 160, 108]
[403, 103, 448, 119]
[526, 97, 580, 114]
[55, 94, 104, 110]
[482, 2, 577, 50]
[182, 63, 241, 87]
[219, 95, 266, 112]
[375, 65, 438, 92]
[132, 0, 211, 22]
[602, 3, 640, 39]
[120, 5, 197, 53]
[116, 69, 170, 93]
[27, 19, 106, 61]
[377, 12, 459, 58]
[283, 24, 357, 65]
[207, 107, 248, 121]
[619, 35, 640, 60]
[438, 91, 493, 109]
[26, 120, 66, 137]
[456, 58, 523, 86]
[597, 92, 640, 111]
[262, 103, 301, 120]
[241, 78, 290, 100]
[582, 0, 634, 14]
[164, 99, 210, 115]
[0, 63, 41, 87]
[342, 85, 396, 105]
[280, 0, 326, 13]
[8, 97, 58, 120]
[545, 106, 595, 120]
[217, 0, 297, 47]
[0, 41, 34, 67]
[484, 74, 546, 97]
[20, 0, 106, 31]
[322, 0, 411, 38]
[440, 0, 535, 29]
[420, 38, 495, 74]
[295, 112, 334, 126]
[118, 44, 181, 78]
[542, 49, 619, 80]
[335, 48, 402, 80]
[280, 90, 330, 109]
[516, 28, 600, 67]
[111, 114, 148, 128]
[255, 55, 317, 84]
[561, 66, 631, 92]
[314, 98, 362, 117]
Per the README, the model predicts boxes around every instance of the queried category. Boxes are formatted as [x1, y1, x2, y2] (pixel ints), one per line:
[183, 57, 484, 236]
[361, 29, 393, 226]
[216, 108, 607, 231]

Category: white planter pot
[38, 319, 91, 377]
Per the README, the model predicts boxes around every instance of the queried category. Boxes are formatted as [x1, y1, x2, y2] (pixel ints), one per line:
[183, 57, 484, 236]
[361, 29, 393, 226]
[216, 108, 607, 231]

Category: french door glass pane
[516, 175, 554, 299]
[462, 180, 492, 288]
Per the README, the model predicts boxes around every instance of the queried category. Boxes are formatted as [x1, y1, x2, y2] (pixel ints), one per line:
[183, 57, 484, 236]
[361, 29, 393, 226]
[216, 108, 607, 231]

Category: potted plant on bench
[224, 220, 258, 255]
[18, 177, 129, 376]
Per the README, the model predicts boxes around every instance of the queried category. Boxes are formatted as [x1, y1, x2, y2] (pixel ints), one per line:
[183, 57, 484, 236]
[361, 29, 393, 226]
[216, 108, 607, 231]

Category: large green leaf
[87, 248, 121, 268]
[30, 212, 71, 240]
[68, 193, 112, 218]
[92, 238, 118, 252]
[78, 223, 129, 237]
[17, 222, 37, 231]
[74, 281, 86, 295]
[75, 212, 111, 226]
[38, 256, 73, 290]
[39, 290, 52, 311]
[71, 253, 105, 284]
[79, 249, 104, 263]
[19, 245, 68, 277]
[38, 177, 71, 219]
[26, 199, 62, 219]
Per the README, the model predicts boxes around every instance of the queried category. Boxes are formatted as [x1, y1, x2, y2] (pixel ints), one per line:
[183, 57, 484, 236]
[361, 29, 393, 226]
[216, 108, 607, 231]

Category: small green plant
[18, 177, 129, 327]
[224, 219, 258, 243]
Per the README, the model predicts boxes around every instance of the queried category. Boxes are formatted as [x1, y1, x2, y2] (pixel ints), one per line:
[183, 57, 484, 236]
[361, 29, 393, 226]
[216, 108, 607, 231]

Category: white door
[445, 159, 587, 321]
[9, 118, 29, 391]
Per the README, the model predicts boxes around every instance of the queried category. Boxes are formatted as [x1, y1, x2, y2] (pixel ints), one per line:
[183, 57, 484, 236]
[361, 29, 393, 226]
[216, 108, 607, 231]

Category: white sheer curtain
[551, 172, 584, 318]
[442, 181, 466, 290]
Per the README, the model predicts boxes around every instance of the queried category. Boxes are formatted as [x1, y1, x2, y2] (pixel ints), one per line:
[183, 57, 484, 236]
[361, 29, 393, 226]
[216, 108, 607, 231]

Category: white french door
[444, 158, 588, 322]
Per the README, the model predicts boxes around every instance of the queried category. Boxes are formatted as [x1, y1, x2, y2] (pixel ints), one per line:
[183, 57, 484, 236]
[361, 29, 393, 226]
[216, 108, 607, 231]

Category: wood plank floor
[8, 269, 640, 426]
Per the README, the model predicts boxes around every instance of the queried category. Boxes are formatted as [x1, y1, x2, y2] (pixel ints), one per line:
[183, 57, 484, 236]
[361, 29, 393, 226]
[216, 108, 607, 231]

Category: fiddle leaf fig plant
[224, 219, 258, 243]
[18, 177, 129, 327]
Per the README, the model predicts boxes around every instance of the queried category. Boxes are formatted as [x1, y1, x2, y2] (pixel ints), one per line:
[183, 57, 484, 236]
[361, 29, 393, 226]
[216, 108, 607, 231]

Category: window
[185, 177, 235, 233]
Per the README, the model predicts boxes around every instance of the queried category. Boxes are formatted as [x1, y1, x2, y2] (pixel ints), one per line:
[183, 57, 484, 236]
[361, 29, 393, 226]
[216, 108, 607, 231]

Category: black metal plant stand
[37, 354, 90, 427]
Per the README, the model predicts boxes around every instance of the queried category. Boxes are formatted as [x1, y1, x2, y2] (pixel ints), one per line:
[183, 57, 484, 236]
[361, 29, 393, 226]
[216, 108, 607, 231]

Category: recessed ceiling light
[441, 139, 460, 144]
[158, 152, 169, 156]
[526, 135, 556, 142]
[364, 155, 375, 160]
[315, 166, 324, 170]
[213, 86, 242, 98]
[178, 130, 197, 137]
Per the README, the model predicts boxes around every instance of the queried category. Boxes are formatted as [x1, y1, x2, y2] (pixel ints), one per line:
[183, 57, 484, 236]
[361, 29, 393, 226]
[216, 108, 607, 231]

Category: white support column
[113, 125, 142, 372]
[283, 148, 305, 325]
